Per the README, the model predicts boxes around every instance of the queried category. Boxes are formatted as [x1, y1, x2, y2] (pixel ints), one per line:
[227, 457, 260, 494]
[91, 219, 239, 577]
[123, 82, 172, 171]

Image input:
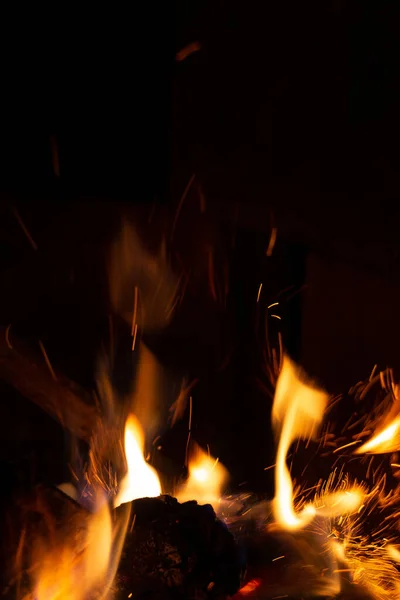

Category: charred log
[114, 494, 242, 599]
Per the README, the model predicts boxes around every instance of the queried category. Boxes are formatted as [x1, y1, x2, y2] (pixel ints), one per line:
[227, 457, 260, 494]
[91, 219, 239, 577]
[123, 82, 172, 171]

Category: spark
[38, 340, 58, 382]
[12, 207, 38, 251]
[333, 441, 361, 453]
[185, 396, 193, 467]
[171, 173, 195, 241]
[272, 555, 285, 561]
[129, 514, 137, 534]
[257, 283, 263, 303]
[268, 302, 279, 309]
[271, 314, 281, 320]
[5, 324, 13, 349]
[131, 324, 138, 351]
[131, 286, 138, 336]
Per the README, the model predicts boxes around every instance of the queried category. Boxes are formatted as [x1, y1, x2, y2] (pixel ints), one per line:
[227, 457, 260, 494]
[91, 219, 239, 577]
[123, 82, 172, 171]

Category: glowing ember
[176, 443, 228, 506]
[236, 578, 262, 596]
[114, 414, 162, 508]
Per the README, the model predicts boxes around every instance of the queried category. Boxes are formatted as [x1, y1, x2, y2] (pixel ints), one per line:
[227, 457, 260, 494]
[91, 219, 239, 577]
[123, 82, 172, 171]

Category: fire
[33, 491, 113, 600]
[271, 355, 329, 529]
[176, 443, 228, 506]
[114, 414, 162, 508]
[356, 415, 400, 454]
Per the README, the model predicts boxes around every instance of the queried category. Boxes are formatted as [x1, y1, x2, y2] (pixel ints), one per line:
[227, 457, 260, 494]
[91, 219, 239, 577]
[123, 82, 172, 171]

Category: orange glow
[176, 443, 228, 506]
[237, 578, 262, 595]
[272, 355, 328, 529]
[34, 492, 113, 600]
[114, 414, 161, 508]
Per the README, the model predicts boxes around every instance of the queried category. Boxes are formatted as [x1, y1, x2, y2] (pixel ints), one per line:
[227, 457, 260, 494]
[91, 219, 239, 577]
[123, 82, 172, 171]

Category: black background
[2, 2, 400, 498]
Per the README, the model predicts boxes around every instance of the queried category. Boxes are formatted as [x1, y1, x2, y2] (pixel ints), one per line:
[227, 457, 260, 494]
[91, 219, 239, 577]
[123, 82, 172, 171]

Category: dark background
[1, 2, 400, 498]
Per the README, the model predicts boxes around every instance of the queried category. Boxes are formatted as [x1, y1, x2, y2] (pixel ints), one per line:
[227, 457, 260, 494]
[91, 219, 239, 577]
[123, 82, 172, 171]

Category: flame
[109, 220, 180, 333]
[356, 415, 400, 454]
[114, 414, 161, 508]
[34, 491, 113, 600]
[313, 488, 364, 518]
[176, 443, 228, 506]
[272, 355, 329, 529]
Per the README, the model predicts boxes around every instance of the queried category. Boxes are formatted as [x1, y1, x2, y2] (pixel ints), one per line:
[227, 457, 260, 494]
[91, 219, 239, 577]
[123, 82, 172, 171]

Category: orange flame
[33, 491, 113, 600]
[271, 357, 364, 530]
[114, 414, 161, 508]
[176, 443, 228, 506]
[356, 415, 400, 454]
[272, 356, 329, 529]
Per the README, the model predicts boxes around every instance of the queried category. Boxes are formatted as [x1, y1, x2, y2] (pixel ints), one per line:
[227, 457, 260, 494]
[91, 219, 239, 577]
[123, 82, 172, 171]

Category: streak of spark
[171, 173, 195, 241]
[333, 441, 361, 453]
[12, 207, 38, 251]
[38, 340, 58, 382]
[5, 324, 13, 349]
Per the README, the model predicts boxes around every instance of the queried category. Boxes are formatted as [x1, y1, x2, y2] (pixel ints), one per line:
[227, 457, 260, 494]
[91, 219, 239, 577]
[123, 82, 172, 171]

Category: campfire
[3, 220, 400, 600]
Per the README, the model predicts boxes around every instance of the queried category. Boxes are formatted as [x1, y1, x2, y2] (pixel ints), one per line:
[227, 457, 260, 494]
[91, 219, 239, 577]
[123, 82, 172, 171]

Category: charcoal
[114, 495, 242, 599]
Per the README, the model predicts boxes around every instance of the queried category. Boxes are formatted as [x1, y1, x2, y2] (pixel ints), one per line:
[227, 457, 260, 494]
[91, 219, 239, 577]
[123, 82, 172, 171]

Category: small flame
[176, 443, 228, 506]
[34, 491, 113, 600]
[114, 414, 161, 508]
[272, 356, 329, 530]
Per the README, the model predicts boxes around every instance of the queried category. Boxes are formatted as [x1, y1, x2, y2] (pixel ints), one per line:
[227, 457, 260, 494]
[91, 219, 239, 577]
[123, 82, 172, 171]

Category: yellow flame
[176, 444, 228, 506]
[356, 416, 400, 454]
[34, 492, 112, 600]
[114, 414, 161, 508]
[272, 355, 329, 530]
[313, 489, 364, 517]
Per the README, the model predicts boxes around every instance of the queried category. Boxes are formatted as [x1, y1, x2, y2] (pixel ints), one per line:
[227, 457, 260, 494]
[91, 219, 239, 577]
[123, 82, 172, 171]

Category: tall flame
[272, 356, 329, 529]
[114, 414, 161, 508]
[176, 443, 228, 506]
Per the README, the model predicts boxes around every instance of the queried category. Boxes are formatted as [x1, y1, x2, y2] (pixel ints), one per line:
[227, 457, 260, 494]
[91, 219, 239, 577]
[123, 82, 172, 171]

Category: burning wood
[2, 487, 241, 600]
